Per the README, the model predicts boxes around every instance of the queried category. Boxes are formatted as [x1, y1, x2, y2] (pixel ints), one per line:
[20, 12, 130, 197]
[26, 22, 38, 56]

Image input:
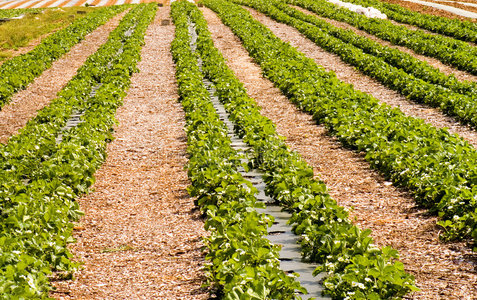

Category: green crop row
[236, 0, 477, 128]
[288, 0, 477, 75]
[170, 2, 304, 298]
[340, 0, 477, 43]
[275, 1, 476, 97]
[0, 4, 156, 298]
[204, 0, 477, 248]
[194, 1, 417, 298]
[0, 5, 127, 108]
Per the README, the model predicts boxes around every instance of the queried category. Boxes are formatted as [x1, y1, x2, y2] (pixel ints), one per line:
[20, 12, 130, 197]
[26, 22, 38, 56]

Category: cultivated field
[0, 0, 476, 299]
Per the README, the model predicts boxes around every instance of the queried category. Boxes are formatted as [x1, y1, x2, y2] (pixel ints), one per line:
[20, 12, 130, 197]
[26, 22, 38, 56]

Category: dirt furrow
[405, 0, 477, 14]
[380, 0, 477, 20]
[51, 7, 208, 299]
[292, 5, 477, 82]
[201, 6, 477, 299]
[0, 10, 127, 144]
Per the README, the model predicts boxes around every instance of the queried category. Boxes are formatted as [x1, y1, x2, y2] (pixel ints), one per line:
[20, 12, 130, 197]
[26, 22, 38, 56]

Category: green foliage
[269, 1, 476, 97]
[0, 4, 157, 298]
[188, 1, 417, 298]
[289, 0, 477, 75]
[0, 5, 127, 109]
[340, 0, 477, 43]
[0, 7, 97, 53]
[235, 0, 477, 134]
[171, 2, 305, 298]
[204, 0, 477, 250]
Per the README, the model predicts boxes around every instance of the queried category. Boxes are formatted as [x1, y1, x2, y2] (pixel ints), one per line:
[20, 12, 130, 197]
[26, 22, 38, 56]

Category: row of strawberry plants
[0, 4, 127, 108]
[204, 0, 477, 247]
[170, 2, 305, 298]
[235, 0, 477, 128]
[274, 1, 476, 97]
[288, 0, 477, 75]
[341, 0, 477, 43]
[0, 4, 156, 298]
[192, 1, 417, 298]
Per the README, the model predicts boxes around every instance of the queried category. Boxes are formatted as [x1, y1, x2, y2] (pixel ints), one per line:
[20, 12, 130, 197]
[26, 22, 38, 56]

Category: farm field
[0, 0, 166, 9]
[0, 0, 476, 299]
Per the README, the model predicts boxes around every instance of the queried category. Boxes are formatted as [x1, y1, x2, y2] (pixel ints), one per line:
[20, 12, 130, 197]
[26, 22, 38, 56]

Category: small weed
[101, 244, 134, 253]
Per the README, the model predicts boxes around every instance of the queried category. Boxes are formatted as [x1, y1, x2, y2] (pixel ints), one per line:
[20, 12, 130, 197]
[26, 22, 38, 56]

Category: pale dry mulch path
[201, 6, 477, 300]
[0, 10, 128, 144]
[52, 7, 208, 299]
[292, 5, 477, 82]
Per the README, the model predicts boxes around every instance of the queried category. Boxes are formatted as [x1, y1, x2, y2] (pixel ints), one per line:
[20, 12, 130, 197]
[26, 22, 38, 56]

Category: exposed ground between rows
[381, 0, 477, 20]
[201, 6, 477, 299]
[0, 10, 128, 144]
[404, 0, 477, 14]
[51, 7, 208, 299]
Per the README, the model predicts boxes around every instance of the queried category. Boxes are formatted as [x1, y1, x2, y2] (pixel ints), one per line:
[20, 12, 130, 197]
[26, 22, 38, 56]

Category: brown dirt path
[380, 0, 477, 21]
[0, 10, 127, 145]
[402, 0, 477, 14]
[201, 6, 477, 300]
[292, 5, 477, 83]
[51, 7, 208, 299]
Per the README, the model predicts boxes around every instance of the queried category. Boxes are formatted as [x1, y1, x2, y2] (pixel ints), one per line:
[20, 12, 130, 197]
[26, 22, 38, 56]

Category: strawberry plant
[188, 1, 418, 298]
[341, 0, 477, 43]
[234, 0, 477, 129]
[171, 2, 304, 298]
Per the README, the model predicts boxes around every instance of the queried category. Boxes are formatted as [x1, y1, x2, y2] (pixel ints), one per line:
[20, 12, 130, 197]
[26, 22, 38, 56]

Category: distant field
[0, 0, 166, 9]
[0, 6, 95, 61]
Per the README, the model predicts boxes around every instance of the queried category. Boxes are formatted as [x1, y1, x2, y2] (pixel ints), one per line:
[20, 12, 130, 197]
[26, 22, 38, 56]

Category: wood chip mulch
[201, 6, 477, 300]
[0, 10, 128, 144]
[51, 7, 208, 299]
